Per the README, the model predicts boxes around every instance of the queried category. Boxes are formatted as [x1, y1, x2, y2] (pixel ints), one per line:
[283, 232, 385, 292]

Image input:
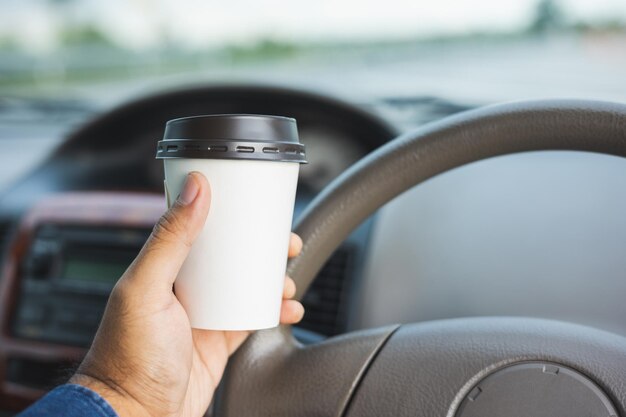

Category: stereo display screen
[61, 247, 137, 284]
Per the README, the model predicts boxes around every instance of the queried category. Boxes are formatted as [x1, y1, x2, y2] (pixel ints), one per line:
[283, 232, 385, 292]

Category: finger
[283, 276, 296, 299]
[124, 172, 211, 289]
[279, 300, 304, 324]
[288, 233, 303, 258]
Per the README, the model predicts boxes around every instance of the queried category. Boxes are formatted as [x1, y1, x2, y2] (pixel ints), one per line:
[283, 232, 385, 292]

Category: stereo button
[19, 306, 47, 324]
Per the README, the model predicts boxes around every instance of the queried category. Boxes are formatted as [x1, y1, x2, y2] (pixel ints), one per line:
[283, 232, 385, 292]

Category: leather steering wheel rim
[217, 100, 626, 417]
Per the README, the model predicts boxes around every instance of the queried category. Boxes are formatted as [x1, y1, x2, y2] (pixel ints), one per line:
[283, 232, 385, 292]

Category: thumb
[123, 172, 211, 291]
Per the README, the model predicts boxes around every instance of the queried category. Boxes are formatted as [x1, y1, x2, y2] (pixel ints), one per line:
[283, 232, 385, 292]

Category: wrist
[70, 373, 153, 417]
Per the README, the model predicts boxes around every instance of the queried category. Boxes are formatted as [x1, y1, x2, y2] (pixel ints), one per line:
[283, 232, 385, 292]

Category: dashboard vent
[299, 245, 354, 336]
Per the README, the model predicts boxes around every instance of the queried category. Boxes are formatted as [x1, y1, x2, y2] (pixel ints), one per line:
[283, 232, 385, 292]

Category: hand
[70, 172, 304, 417]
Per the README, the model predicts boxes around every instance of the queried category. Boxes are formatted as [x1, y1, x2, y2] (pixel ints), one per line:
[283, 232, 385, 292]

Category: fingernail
[177, 174, 199, 205]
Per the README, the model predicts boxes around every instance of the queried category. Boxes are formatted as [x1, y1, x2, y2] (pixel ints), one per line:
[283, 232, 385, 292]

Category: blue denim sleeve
[17, 384, 118, 417]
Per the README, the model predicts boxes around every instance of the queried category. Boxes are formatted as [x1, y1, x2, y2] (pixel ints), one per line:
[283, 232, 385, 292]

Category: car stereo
[12, 223, 151, 347]
[0, 193, 164, 408]
[3, 194, 165, 349]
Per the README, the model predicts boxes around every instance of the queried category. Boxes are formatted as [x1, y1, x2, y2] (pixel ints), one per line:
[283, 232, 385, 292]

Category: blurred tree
[0, 36, 17, 51]
[60, 25, 112, 46]
[530, 0, 565, 33]
[226, 39, 296, 62]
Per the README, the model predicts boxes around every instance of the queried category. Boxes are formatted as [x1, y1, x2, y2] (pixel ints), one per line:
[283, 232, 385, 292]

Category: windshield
[1, 0, 625, 106]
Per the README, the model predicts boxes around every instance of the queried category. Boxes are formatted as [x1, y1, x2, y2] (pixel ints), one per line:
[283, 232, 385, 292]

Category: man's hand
[70, 172, 304, 417]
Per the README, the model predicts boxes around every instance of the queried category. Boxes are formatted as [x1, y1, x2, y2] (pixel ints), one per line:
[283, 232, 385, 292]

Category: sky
[0, 0, 625, 53]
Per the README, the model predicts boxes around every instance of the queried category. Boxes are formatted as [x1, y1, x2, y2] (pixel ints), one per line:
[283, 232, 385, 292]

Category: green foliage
[224, 39, 297, 62]
[60, 25, 112, 46]
[0, 36, 17, 51]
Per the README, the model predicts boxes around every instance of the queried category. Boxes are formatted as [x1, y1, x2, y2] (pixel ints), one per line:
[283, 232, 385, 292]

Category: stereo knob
[28, 254, 52, 278]
[24, 239, 58, 279]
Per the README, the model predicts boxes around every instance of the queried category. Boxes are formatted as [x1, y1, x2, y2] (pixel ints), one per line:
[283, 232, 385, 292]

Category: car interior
[2, 1, 626, 416]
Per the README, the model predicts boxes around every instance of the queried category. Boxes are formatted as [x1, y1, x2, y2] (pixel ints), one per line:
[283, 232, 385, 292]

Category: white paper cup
[156, 115, 306, 330]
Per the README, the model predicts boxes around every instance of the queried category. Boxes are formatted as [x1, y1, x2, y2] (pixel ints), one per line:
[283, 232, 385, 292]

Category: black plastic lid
[156, 114, 306, 163]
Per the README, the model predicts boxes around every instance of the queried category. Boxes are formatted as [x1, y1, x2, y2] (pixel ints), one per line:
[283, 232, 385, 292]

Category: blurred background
[3, 0, 626, 102]
[1, 0, 625, 190]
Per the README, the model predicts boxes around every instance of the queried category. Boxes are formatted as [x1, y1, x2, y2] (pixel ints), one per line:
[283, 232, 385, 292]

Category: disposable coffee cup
[156, 114, 306, 330]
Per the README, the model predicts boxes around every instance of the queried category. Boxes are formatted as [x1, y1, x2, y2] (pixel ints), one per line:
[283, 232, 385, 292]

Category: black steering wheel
[216, 100, 626, 417]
